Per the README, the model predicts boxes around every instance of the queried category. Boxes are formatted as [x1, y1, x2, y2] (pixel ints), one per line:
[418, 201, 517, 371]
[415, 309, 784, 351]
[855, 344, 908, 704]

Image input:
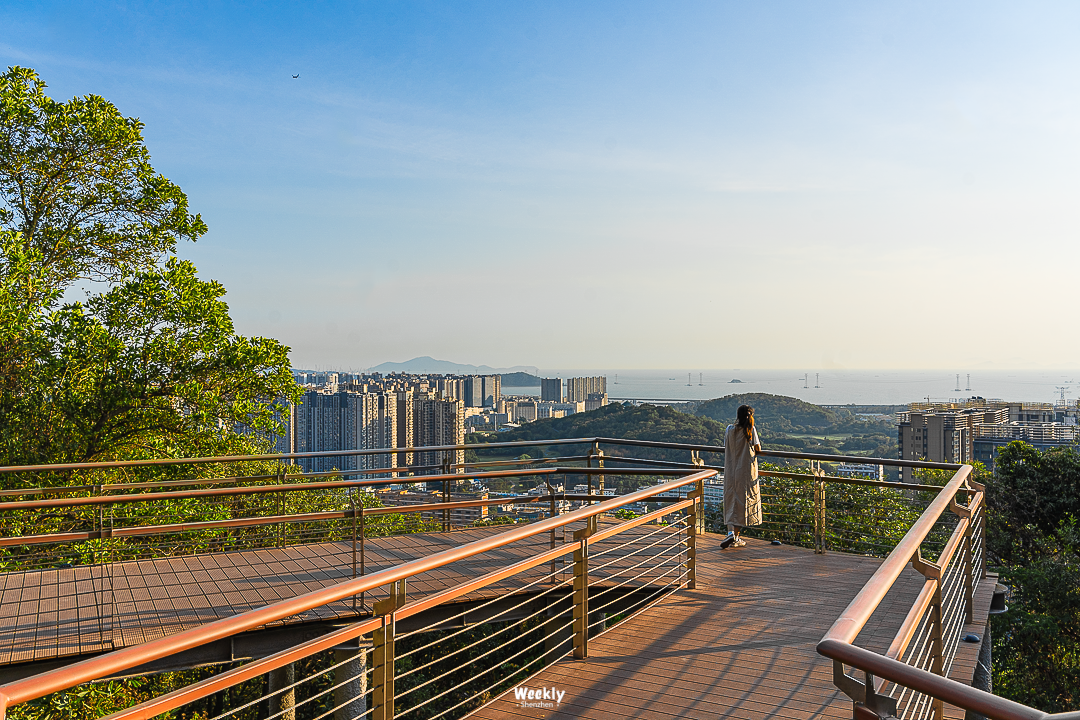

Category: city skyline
[4, 2, 1080, 369]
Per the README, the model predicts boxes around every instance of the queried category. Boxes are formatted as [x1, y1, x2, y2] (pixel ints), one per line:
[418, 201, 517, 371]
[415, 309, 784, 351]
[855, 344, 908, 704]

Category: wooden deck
[471, 534, 996, 720]
[1, 524, 996, 718]
[0, 519, 665, 668]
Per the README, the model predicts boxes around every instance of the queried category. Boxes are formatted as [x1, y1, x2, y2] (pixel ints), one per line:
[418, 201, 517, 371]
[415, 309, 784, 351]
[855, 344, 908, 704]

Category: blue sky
[3, 2, 1079, 370]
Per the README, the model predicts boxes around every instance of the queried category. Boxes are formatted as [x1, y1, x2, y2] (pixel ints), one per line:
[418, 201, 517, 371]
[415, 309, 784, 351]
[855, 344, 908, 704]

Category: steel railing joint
[833, 659, 865, 703]
[911, 549, 942, 581]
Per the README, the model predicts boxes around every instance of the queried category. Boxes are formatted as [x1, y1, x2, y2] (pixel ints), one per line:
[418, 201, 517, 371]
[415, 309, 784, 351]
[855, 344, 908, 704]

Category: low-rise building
[896, 402, 1008, 482]
[537, 403, 566, 419]
[973, 422, 1079, 471]
[585, 392, 609, 412]
[835, 463, 885, 481]
[505, 400, 537, 423]
[377, 490, 489, 526]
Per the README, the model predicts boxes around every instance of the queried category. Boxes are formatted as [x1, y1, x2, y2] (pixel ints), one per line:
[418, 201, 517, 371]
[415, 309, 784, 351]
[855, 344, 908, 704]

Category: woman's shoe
[720, 533, 736, 549]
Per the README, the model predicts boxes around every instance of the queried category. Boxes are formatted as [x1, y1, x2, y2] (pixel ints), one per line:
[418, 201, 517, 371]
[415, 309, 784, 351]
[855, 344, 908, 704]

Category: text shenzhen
[514, 686, 566, 709]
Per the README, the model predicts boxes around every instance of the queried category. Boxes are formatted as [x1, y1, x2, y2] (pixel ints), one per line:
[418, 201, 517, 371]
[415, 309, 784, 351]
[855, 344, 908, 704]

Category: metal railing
[0, 436, 1074, 720]
[0, 467, 710, 720]
[815, 464, 1080, 720]
[0, 446, 698, 675]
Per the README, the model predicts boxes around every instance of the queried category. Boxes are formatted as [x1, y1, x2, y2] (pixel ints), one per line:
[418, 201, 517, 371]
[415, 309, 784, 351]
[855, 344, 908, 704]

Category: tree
[0, 66, 206, 286]
[986, 441, 1080, 565]
[987, 442, 1080, 711]
[0, 231, 57, 423]
[3, 257, 298, 466]
[0, 68, 298, 475]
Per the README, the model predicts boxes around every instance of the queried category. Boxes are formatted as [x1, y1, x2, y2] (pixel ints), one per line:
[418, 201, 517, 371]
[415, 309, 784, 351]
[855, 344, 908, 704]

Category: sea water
[510, 369, 1080, 407]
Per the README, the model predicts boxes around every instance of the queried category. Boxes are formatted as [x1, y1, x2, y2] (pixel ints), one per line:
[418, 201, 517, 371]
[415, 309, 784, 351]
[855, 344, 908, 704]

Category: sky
[3, 2, 1080, 371]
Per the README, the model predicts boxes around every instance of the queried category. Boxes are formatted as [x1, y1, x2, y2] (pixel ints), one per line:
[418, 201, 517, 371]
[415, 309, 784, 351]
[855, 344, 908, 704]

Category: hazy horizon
[5, 2, 1080, 370]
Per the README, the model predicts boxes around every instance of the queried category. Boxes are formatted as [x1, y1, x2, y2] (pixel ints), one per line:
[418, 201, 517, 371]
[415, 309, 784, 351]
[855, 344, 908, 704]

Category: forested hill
[688, 393, 835, 433]
[683, 393, 896, 457]
[496, 403, 725, 445]
[470, 394, 897, 463]
[468, 404, 727, 463]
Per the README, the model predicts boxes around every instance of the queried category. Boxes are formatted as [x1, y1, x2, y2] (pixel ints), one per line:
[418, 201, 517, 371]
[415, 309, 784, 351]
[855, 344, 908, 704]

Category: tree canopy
[690, 392, 837, 432]
[987, 441, 1080, 710]
[0, 68, 297, 473]
[4, 256, 297, 466]
[0, 66, 206, 286]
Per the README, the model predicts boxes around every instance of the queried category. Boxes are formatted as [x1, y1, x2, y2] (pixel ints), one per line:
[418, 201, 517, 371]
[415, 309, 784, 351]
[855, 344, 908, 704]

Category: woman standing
[721, 404, 763, 549]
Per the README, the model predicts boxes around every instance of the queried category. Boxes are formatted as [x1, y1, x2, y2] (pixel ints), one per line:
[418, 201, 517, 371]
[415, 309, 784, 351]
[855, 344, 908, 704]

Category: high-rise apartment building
[290, 390, 397, 474]
[565, 376, 607, 403]
[463, 375, 501, 408]
[896, 403, 1007, 482]
[433, 377, 465, 402]
[413, 395, 466, 474]
[541, 378, 563, 403]
[395, 390, 415, 468]
[463, 376, 484, 408]
[484, 375, 501, 408]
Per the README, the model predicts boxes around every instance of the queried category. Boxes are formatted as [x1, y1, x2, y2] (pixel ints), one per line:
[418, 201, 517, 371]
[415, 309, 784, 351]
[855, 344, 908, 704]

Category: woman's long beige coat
[724, 424, 762, 527]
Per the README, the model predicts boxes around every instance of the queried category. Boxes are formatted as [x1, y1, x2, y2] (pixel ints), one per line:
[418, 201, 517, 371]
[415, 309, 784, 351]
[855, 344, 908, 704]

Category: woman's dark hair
[736, 405, 755, 445]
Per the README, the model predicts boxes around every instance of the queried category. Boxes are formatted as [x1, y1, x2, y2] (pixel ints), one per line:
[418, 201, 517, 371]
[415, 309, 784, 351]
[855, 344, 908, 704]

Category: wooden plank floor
[470, 534, 994, 720]
[0, 519, 676, 667]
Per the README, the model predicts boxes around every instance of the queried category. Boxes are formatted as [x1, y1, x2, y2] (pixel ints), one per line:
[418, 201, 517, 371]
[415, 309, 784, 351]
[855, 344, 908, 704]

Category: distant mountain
[367, 356, 539, 376]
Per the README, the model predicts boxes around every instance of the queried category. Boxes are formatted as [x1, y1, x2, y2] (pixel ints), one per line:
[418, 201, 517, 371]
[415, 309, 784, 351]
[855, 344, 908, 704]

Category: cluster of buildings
[276, 371, 616, 526]
[285, 374, 470, 476]
[281, 371, 609, 473]
[499, 376, 610, 426]
[896, 398, 1080, 478]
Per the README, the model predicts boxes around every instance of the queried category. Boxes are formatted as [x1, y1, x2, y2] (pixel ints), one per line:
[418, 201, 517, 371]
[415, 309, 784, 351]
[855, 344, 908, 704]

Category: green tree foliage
[0, 67, 299, 474]
[0, 66, 207, 286]
[987, 441, 1080, 564]
[692, 392, 836, 432]
[6, 257, 297, 466]
[744, 462, 951, 558]
[0, 231, 58, 416]
[685, 393, 897, 460]
[987, 441, 1080, 710]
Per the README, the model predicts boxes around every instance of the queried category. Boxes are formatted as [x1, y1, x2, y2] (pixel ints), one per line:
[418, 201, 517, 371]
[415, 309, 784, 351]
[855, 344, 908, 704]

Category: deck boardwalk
[471, 534, 995, 720]
[0, 524, 557, 666]
[0, 519, 664, 669]
[1, 524, 996, 719]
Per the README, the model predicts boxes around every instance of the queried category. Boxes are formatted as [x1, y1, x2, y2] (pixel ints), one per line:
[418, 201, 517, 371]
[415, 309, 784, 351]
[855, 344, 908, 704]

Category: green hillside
[469, 403, 727, 465]
[690, 393, 836, 433]
[470, 393, 898, 465]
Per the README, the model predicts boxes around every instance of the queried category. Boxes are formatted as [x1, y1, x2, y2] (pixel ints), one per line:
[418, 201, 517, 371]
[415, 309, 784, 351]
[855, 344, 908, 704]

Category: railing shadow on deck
[0, 438, 1063, 720]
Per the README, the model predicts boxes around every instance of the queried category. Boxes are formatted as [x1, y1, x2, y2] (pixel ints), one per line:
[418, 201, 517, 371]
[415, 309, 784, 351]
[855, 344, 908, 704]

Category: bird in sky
[292, 74, 299, 79]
